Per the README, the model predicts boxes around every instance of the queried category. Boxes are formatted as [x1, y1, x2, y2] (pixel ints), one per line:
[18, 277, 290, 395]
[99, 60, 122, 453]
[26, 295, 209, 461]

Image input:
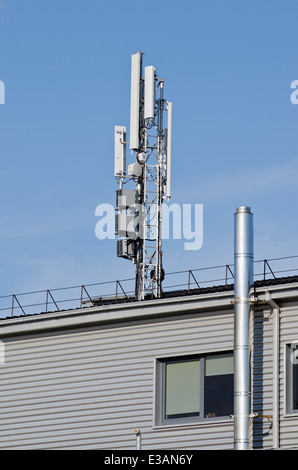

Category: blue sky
[0, 0, 298, 306]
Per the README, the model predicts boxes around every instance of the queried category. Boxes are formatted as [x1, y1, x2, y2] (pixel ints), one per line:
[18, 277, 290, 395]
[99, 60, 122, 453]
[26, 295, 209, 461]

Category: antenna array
[114, 52, 172, 301]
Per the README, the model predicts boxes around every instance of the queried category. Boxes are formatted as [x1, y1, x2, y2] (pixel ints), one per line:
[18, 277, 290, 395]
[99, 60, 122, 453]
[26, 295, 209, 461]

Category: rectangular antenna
[114, 126, 126, 177]
[130, 52, 142, 150]
[144, 66, 155, 120]
[166, 102, 172, 199]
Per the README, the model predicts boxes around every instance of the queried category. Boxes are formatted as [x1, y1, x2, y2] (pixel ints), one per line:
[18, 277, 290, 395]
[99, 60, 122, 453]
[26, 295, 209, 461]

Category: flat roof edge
[0, 277, 298, 337]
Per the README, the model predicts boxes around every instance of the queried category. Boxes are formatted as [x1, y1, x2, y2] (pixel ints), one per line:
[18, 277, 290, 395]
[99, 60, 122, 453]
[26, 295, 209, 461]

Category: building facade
[0, 276, 298, 449]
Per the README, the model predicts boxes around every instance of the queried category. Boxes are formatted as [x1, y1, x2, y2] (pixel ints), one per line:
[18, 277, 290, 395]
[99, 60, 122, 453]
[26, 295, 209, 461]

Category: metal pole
[46, 289, 49, 312]
[134, 428, 142, 450]
[234, 206, 254, 450]
[11, 295, 14, 317]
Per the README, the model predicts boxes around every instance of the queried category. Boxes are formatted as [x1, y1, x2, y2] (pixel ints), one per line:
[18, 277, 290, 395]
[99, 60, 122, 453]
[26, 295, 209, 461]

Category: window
[156, 352, 234, 424]
[286, 344, 298, 413]
[204, 354, 234, 418]
[165, 359, 201, 419]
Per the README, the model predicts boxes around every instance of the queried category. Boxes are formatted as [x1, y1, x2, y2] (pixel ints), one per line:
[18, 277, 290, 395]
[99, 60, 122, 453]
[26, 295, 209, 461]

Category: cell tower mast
[114, 52, 172, 301]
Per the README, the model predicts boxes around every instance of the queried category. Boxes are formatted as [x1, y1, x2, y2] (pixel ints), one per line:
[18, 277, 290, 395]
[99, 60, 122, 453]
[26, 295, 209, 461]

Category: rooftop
[0, 255, 298, 321]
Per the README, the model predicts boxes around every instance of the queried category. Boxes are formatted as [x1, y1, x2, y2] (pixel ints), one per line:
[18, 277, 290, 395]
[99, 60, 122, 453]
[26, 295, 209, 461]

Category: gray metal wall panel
[253, 301, 298, 450]
[279, 305, 298, 449]
[252, 308, 274, 449]
[0, 310, 234, 450]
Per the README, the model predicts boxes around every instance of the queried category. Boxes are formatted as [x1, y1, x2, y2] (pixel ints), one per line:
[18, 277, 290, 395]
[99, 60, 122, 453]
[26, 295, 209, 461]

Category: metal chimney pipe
[234, 206, 254, 450]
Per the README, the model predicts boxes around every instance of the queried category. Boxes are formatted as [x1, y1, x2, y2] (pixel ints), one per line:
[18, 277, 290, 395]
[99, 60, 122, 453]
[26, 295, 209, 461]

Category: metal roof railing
[1, 255, 298, 319]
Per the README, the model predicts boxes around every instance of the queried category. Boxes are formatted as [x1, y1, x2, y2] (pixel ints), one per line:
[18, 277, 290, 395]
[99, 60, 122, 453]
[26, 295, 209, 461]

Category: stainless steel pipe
[234, 206, 254, 450]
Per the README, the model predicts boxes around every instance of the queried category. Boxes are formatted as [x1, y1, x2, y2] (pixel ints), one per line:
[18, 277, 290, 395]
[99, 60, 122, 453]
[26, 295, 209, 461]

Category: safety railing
[0, 255, 298, 318]
[0, 278, 136, 319]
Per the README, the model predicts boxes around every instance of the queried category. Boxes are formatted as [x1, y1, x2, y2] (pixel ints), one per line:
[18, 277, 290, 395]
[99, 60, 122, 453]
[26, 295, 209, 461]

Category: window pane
[204, 353, 234, 418]
[165, 360, 200, 419]
[205, 353, 234, 376]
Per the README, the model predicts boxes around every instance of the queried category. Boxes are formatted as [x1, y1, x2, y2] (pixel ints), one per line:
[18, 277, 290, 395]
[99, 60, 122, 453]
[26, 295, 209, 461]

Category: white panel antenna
[114, 126, 126, 177]
[144, 66, 155, 120]
[166, 102, 172, 200]
[130, 52, 142, 150]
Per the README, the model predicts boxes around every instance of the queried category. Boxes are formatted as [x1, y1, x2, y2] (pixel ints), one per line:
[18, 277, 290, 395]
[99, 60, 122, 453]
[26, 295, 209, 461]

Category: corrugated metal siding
[253, 301, 298, 450]
[279, 303, 298, 449]
[252, 307, 274, 449]
[0, 310, 234, 450]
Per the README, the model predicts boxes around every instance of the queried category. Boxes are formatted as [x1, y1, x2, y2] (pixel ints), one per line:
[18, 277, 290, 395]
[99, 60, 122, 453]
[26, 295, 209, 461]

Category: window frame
[286, 343, 298, 415]
[155, 351, 234, 426]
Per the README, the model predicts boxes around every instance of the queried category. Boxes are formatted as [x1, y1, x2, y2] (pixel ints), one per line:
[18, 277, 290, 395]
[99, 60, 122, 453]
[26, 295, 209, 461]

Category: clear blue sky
[0, 0, 298, 302]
